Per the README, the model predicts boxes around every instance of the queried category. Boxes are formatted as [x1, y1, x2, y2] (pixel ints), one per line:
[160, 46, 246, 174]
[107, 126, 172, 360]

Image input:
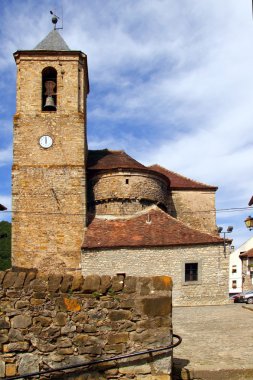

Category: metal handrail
[5, 334, 182, 379]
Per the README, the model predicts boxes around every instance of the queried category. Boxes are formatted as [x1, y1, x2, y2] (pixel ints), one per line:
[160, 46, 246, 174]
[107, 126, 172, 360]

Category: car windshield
[244, 290, 253, 294]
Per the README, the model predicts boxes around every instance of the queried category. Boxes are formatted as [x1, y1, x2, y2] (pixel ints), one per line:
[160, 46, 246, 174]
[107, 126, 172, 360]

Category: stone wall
[170, 190, 217, 235]
[0, 270, 173, 379]
[89, 172, 168, 215]
[91, 199, 154, 216]
[82, 244, 229, 306]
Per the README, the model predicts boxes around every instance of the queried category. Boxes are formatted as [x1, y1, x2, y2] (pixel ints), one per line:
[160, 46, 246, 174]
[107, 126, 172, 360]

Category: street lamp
[244, 216, 253, 231]
[218, 226, 233, 254]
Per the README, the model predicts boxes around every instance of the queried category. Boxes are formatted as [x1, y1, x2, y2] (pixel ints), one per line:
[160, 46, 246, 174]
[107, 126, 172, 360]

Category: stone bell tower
[12, 27, 89, 273]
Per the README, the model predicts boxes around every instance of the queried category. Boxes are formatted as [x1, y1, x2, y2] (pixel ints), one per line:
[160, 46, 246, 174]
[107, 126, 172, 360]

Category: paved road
[172, 304, 253, 379]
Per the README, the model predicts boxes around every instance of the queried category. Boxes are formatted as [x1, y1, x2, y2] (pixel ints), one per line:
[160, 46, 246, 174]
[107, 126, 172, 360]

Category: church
[11, 27, 228, 306]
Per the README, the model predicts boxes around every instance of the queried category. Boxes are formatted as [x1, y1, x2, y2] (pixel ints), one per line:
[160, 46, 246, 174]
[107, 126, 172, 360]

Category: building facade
[11, 28, 228, 305]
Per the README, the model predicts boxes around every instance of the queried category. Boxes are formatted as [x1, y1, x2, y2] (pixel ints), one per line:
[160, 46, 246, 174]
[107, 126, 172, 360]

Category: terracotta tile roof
[0, 204, 7, 211]
[88, 150, 146, 171]
[240, 248, 253, 258]
[82, 206, 223, 249]
[249, 196, 253, 206]
[149, 164, 217, 190]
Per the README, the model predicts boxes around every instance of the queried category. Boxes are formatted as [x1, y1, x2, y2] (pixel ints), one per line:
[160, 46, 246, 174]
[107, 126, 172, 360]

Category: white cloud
[0, 145, 12, 167]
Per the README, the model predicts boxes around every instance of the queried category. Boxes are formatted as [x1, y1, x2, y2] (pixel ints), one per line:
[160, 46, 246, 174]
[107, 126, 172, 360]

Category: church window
[232, 265, 237, 273]
[42, 67, 57, 111]
[232, 280, 237, 288]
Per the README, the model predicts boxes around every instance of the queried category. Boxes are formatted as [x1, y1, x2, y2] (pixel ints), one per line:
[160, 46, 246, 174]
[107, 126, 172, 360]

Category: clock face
[39, 135, 53, 149]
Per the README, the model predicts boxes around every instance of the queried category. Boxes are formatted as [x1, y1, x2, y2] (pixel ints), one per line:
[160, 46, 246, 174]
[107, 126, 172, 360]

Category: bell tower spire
[12, 27, 89, 273]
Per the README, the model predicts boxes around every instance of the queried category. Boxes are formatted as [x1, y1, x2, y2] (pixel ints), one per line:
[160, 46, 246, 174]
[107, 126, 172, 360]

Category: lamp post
[244, 216, 253, 231]
[218, 226, 233, 254]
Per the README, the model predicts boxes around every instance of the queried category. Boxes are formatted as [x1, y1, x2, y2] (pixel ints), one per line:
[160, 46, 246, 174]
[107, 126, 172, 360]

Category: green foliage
[91, 291, 102, 299]
[0, 221, 11, 270]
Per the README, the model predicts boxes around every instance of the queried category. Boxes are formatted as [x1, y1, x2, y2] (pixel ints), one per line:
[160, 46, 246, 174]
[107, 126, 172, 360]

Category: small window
[232, 265, 237, 274]
[232, 280, 237, 289]
[42, 67, 57, 111]
[185, 263, 198, 282]
[125, 179, 129, 184]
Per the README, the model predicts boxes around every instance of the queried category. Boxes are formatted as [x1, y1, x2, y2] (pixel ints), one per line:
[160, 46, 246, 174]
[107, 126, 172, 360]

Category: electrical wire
[1, 206, 252, 216]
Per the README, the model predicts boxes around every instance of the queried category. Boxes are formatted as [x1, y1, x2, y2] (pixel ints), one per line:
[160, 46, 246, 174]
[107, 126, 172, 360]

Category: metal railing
[5, 334, 182, 379]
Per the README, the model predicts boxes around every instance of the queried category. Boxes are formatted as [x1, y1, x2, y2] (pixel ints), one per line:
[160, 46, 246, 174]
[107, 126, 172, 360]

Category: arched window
[42, 67, 57, 111]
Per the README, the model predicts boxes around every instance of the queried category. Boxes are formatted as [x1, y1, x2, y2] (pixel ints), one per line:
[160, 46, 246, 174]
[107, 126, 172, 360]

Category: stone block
[71, 275, 84, 291]
[30, 278, 48, 292]
[83, 275, 101, 293]
[0, 361, 5, 378]
[33, 316, 52, 327]
[100, 275, 111, 293]
[55, 312, 67, 326]
[31, 338, 56, 352]
[8, 328, 24, 342]
[23, 271, 36, 287]
[30, 298, 44, 306]
[153, 276, 172, 291]
[107, 332, 129, 344]
[2, 272, 17, 288]
[57, 337, 72, 348]
[14, 272, 27, 288]
[60, 274, 73, 293]
[0, 318, 10, 329]
[0, 334, 8, 344]
[11, 315, 32, 329]
[3, 342, 29, 352]
[57, 347, 74, 355]
[48, 274, 62, 293]
[78, 345, 102, 355]
[15, 300, 30, 309]
[5, 363, 16, 377]
[18, 353, 39, 375]
[105, 343, 126, 354]
[0, 271, 6, 285]
[142, 297, 171, 317]
[124, 277, 137, 293]
[109, 310, 132, 321]
[111, 275, 125, 292]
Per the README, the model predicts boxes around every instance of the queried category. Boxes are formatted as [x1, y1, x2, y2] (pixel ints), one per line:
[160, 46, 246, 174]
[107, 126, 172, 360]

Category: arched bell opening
[42, 67, 57, 111]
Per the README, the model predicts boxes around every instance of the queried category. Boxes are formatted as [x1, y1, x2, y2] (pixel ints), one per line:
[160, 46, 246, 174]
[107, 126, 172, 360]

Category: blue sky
[1, 0, 253, 248]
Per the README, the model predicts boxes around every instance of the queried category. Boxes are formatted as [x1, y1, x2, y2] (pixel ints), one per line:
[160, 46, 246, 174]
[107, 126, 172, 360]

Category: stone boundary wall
[0, 270, 173, 379]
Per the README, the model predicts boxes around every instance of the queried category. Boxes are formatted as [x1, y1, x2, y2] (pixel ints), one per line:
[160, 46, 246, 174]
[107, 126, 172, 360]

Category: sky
[0, 0, 253, 248]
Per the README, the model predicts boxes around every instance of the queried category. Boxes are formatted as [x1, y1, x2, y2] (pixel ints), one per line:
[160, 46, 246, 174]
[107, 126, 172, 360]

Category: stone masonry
[82, 244, 228, 306]
[12, 50, 89, 273]
[0, 270, 172, 379]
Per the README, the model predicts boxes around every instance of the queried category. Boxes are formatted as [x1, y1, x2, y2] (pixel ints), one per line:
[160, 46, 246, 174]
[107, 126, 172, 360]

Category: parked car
[233, 290, 253, 304]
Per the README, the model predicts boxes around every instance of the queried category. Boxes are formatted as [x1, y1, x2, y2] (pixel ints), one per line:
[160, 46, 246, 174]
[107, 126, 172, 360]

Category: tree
[0, 221, 11, 270]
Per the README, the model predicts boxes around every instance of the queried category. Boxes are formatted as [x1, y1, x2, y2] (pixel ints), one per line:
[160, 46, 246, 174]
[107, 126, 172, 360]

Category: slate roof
[249, 196, 253, 206]
[149, 164, 217, 190]
[34, 30, 70, 51]
[88, 150, 147, 171]
[82, 206, 223, 249]
[0, 204, 7, 211]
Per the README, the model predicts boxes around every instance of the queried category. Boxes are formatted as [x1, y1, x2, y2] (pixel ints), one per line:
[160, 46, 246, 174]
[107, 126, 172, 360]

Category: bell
[44, 96, 56, 111]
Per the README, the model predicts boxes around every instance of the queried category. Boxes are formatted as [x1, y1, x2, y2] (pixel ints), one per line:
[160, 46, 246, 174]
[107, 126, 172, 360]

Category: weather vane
[50, 10, 63, 30]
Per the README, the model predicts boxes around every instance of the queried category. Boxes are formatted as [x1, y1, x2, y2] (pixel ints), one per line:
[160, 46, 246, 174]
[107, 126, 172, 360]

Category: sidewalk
[172, 304, 253, 380]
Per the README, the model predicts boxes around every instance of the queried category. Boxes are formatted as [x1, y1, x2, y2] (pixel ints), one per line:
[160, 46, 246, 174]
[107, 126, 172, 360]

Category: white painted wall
[229, 237, 253, 294]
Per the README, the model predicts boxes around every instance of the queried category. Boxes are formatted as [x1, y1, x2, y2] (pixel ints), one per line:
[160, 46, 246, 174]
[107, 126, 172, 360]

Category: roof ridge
[150, 164, 217, 189]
